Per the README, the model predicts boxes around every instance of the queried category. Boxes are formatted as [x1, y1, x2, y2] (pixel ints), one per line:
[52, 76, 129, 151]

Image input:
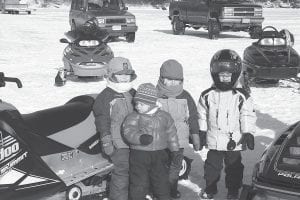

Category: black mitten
[238, 133, 255, 150]
[140, 134, 153, 145]
[199, 131, 207, 150]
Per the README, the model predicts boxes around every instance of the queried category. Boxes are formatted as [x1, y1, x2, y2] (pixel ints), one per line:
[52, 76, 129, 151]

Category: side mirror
[60, 38, 70, 43]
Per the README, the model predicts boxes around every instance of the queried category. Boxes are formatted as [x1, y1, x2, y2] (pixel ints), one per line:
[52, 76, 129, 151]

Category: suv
[69, 0, 138, 42]
[169, 0, 264, 39]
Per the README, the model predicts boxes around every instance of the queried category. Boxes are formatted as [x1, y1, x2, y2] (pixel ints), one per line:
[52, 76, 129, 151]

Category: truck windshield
[87, 0, 125, 10]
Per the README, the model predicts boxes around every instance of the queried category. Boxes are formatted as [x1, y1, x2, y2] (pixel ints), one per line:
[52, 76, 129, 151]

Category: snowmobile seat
[22, 95, 95, 137]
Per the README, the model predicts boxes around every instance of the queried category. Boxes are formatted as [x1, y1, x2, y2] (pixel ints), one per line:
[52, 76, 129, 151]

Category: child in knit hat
[122, 83, 180, 200]
[156, 59, 200, 198]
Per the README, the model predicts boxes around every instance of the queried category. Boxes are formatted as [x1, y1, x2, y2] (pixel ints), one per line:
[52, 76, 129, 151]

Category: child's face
[135, 101, 151, 114]
[218, 72, 232, 83]
[114, 74, 131, 83]
[163, 78, 182, 86]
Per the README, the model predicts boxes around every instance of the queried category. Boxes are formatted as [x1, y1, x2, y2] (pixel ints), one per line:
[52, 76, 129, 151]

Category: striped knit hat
[134, 83, 158, 106]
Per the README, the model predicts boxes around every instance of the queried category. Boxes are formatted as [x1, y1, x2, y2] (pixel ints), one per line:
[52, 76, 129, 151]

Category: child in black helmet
[197, 49, 256, 200]
[122, 83, 179, 200]
[93, 57, 137, 200]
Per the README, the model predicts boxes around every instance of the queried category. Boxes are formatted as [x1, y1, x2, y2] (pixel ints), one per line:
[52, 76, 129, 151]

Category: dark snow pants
[168, 148, 184, 193]
[129, 149, 170, 200]
[204, 150, 244, 195]
[109, 148, 129, 200]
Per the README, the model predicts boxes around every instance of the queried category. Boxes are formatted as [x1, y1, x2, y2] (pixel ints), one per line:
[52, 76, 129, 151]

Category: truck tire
[208, 19, 220, 39]
[249, 26, 262, 39]
[126, 32, 135, 43]
[172, 16, 185, 35]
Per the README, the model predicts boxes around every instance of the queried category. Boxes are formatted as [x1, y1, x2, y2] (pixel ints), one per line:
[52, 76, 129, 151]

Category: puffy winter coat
[157, 90, 199, 148]
[197, 87, 256, 151]
[93, 87, 135, 149]
[122, 109, 179, 152]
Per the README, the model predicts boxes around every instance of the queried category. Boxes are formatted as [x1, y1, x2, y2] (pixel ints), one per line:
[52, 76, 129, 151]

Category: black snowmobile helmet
[210, 49, 242, 91]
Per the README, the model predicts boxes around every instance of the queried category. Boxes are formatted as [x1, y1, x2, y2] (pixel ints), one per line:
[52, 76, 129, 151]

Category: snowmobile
[0, 72, 113, 200]
[239, 121, 300, 200]
[242, 26, 300, 87]
[59, 19, 114, 82]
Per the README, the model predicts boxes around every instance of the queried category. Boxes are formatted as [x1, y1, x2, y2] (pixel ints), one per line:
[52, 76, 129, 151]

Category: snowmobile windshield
[259, 38, 286, 46]
[87, 0, 125, 10]
[276, 122, 300, 174]
[78, 40, 100, 47]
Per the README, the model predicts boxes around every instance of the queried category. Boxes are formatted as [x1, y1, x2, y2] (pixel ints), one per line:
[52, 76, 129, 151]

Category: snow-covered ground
[0, 6, 300, 200]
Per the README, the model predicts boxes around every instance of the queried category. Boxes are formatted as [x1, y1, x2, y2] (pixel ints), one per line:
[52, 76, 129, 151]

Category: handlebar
[0, 72, 23, 88]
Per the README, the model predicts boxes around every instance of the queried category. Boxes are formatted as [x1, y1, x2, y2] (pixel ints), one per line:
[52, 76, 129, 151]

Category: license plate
[112, 25, 122, 30]
[242, 18, 250, 23]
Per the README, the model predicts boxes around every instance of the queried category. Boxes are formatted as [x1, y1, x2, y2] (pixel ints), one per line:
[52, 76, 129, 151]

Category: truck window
[87, 0, 122, 10]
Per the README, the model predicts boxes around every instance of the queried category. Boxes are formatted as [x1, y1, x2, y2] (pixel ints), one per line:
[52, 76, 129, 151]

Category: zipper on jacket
[216, 110, 219, 128]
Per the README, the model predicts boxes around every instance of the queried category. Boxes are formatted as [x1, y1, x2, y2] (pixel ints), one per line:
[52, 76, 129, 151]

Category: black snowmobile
[242, 26, 300, 87]
[240, 121, 300, 200]
[56, 19, 114, 86]
[0, 72, 113, 200]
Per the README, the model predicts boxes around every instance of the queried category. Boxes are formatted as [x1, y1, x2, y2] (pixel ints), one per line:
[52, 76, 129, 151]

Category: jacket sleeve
[185, 91, 200, 135]
[197, 94, 208, 132]
[240, 96, 256, 134]
[92, 90, 112, 139]
[165, 113, 179, 152]
[122, 114, 143, 145]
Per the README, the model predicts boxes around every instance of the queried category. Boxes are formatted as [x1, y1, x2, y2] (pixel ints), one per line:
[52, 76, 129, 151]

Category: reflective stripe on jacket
[197, 87, 256, 151]
[122, 110, 179, 152]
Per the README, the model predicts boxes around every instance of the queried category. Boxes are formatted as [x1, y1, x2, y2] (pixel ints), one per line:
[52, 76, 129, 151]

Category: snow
[1, 6, 300, 200]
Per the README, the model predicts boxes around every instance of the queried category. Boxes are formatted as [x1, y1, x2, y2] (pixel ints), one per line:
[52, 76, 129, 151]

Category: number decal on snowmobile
[0, 136, 20, 162]
[61, 151, 74, 161]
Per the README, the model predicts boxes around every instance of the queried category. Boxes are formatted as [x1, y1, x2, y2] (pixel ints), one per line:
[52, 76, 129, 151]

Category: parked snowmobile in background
[242, 26, 300, 90]
[239, 121, 300, 200]
[58, 19, 114, 85]
[0, 72, 113, 200]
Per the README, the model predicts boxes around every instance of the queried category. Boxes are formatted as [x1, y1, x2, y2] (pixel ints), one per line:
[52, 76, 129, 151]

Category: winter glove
[170, 150, 182, 167]
[140, 134, 153, 145]
[101, 134, 114, 156]
[237, 133, 255, 150]
[191, 134, 200, 151]
[199, 131, 207, 150]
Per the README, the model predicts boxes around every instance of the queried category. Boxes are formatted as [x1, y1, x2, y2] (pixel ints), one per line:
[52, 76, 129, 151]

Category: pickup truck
[69, 0, 138, 42]
[168, 0, 264, 39]
[0, 0, 31, 14]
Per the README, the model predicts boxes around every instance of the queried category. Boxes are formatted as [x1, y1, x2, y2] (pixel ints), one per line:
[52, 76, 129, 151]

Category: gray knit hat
[134, 83, 158, 106]
[160, 59, 183, 80]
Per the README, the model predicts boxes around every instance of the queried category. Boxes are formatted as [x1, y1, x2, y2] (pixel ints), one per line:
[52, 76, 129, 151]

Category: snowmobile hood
[88, 9, 134, 17]
[243, 43, 300, 68]
[255, 121, 300, 190]
[64, 42, 113, 65]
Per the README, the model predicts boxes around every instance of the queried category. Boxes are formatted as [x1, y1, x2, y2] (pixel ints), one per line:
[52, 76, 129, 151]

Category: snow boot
[55, 69, 66, 86]
[199, 192, 214, 200]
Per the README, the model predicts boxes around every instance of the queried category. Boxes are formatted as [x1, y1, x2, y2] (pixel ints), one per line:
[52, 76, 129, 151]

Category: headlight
[223, 7, 234, 16]
[254, 8, 263, 17]
[97, 17, 105, 24]
[64, 46, 73, 55]
[126, 17, 136, 24]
